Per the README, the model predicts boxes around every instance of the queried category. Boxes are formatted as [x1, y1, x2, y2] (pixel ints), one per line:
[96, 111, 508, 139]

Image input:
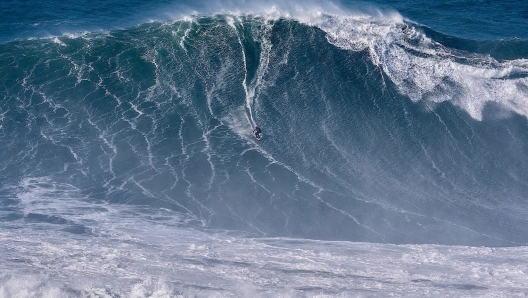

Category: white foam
[52, 37, 66, 46]
[310, 13, 528, 120]
[3, 178, 528, 297]
[2, 226, 528, 297]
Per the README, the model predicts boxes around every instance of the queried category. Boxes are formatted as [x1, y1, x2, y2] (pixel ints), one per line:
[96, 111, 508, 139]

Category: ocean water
[1, 0, 528, 296]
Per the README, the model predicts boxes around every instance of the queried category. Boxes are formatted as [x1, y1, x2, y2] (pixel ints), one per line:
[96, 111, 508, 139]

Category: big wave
[1, 11, 528, 247]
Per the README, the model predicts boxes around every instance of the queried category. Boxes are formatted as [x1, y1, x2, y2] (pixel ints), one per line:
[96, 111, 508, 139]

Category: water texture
[1, 0, 528, 296]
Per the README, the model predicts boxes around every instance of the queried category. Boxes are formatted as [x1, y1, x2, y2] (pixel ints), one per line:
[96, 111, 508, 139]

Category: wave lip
[312, 12, 528, 121]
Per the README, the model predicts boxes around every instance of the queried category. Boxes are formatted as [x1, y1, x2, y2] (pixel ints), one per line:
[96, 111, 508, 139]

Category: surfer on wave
[253, 125, 261, 140]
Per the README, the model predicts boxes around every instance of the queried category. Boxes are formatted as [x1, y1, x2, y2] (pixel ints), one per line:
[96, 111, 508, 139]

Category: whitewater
[1, 0, 528, 296]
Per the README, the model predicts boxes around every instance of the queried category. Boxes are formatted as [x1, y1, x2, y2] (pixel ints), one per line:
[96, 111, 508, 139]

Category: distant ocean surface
[1, 0, 528, 297]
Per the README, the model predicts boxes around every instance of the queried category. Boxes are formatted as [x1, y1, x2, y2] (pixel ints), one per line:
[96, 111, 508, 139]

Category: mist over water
[1, 0, 528, 296]
[3, 0, 528, 43]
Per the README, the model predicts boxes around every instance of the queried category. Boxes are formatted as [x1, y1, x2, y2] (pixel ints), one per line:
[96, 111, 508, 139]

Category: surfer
[253, 125, 261, 140]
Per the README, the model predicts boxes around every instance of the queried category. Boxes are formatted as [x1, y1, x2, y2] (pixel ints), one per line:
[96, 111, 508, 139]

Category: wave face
[1, 14, 528, 247]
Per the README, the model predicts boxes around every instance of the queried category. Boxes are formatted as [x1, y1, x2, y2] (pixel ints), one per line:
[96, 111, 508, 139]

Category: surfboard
[253, 128, 261, 141]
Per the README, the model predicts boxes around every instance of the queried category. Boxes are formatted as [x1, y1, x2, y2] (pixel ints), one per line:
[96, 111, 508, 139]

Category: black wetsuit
[253, 126, 261, 138]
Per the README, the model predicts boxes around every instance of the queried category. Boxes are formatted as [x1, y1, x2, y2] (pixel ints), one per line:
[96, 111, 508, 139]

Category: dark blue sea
[1, 0, 528, 296]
